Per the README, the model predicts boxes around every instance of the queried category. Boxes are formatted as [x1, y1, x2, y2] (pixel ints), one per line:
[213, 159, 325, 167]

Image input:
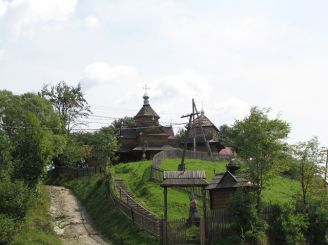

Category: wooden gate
[206, 209, 234, 245]
[166, 218, 201, 245]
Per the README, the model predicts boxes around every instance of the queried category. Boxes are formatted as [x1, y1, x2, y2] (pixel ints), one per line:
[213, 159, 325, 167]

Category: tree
[110, 116, 135, 135]
[74, 126, 118, 165]
[0, 90, 63, 187]
[40, 81, 91, 134]
[218, 124, 234, 147]
[291, 137, 324, 208]
[229, 107, 290, 208]
[176, 128, 187, 145]
[0, 90, 64, 244]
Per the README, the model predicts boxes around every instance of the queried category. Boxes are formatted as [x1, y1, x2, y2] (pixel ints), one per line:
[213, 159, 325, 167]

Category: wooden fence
[106, 174, 162, 237]
[206, 209, 234, 244]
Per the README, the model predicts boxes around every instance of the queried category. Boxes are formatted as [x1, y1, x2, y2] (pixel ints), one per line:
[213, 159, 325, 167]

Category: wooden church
[117, 92, 177, 162]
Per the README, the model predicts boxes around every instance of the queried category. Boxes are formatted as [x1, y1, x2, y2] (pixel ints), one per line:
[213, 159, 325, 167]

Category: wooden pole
[163, 187, 168, 245]
[202, 187, 207, 245]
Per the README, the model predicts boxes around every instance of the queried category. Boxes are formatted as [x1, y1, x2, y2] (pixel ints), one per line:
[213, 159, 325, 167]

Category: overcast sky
[1, 0, 328, 146]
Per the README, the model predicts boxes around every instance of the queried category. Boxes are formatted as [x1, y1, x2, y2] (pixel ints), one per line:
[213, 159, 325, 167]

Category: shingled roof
[193, 113, 219, 131]
[135, 105, 160, 119]
[206, 171, 253, 190]
[160, 170, 208, 187]
[135, 94, 160, 119]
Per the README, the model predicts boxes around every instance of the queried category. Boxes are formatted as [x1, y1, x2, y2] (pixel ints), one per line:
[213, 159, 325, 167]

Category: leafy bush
[0, 214, 18, 245]
[306, 198, 328, 244]
[229, 190, 268, 243]
[0, 180, 30, 219]
[267, 203, 308, 244]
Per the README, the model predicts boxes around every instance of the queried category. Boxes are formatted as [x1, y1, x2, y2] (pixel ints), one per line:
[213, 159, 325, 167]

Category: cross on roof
[142, 84, 150, 94]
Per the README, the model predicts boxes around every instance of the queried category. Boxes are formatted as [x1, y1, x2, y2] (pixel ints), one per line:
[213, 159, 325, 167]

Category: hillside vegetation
[12, 185, 61, 245]
[111, 159, 301, 220]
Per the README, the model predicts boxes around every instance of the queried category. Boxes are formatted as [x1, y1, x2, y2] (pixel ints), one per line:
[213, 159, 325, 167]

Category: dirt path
[47, 186, 110, 245]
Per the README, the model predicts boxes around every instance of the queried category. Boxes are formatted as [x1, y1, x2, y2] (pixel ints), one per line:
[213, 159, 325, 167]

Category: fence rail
[107, 176, 161, 237]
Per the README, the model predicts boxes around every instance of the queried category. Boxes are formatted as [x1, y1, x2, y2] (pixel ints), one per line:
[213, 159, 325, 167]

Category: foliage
[111, 116, 135, 134]
[0, 91, 64, 187]
[218, 124, 235, 147]
[228, 190, 267, 243]
[306, 196, 328, 244]
[0, 90, 63, 244]
[0, 214, 17, 245]
[74, 126, 118, 165]
[267, 203, 308, 244]
[54, 136, 91, 167]
[228, 107, 290, 208]
[176, 128, 187, 145]
[40, 81, 91, 134]
[290, 137, 325, 208]
[12, 185, 61, 245]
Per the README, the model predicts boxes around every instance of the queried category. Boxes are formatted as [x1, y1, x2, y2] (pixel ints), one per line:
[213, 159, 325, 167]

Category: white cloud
[9, 0, 77, 36]
[0, 0, 8, 17]
[85, 15, 100, 29]
[0, 48, 5, 60]
[82, 62, 139, 86]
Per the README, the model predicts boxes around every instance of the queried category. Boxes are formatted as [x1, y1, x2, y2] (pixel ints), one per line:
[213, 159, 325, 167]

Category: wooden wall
[209, 188, 236, 210]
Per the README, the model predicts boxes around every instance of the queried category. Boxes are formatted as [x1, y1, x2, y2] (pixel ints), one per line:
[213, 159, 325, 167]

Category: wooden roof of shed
[160, 170, 208, 187]
[206, 171, 253, 190]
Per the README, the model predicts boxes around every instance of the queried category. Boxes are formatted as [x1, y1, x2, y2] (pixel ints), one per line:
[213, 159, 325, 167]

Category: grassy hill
[111, 158, 301, 220]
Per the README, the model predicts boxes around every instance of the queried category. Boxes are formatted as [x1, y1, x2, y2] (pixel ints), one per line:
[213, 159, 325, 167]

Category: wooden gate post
[202, 187, 207, 245]
[163, 187, 168, 245]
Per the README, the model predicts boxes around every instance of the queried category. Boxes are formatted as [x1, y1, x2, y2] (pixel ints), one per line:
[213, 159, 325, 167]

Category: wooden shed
[206, 171, 253, 210]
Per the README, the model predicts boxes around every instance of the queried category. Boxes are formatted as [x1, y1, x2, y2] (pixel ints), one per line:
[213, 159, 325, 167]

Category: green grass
[160, 158, 228, 180]
[112, 159, 302, 220]
[53, 175, 158, 245]
[262, 175, 301, 205]
[111, 161, 195, 220]
[12, 185, 62, 245]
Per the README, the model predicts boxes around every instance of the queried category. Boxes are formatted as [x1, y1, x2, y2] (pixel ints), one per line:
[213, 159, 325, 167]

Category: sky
[1, 0, 328, 146]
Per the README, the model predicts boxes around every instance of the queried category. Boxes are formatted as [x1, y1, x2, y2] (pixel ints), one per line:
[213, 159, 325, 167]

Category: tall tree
[291, 137, 324, 208]
[0, 90, 64, 187]
[40, 81, 91, 134]
[229, 107, 290, 208]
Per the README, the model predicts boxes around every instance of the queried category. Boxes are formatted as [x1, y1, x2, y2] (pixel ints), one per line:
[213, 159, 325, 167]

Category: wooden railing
[106, 174, 162, 237]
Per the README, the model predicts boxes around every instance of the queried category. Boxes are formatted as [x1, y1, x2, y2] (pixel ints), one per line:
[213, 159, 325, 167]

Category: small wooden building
[118, 92, 177, 162]
[206, 171, 253, 210]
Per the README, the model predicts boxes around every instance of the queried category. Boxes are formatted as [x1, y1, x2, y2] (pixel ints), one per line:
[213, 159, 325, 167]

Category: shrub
[229, 190, 268, 244]
[306, 198, 328, 244]
[0, 214, 18, 245]
[267, 203, 308, 244]
[0, 180, 30, 219]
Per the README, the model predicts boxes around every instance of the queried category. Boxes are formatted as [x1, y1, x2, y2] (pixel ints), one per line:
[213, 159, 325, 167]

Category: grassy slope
[111, 161, 192, 219]
[111, 159, 227, 219]
[55, 175, 158, 245]
[112, 158, 301, 220]
[262, 175, 301, 205]
[12, 185, 61, 245]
